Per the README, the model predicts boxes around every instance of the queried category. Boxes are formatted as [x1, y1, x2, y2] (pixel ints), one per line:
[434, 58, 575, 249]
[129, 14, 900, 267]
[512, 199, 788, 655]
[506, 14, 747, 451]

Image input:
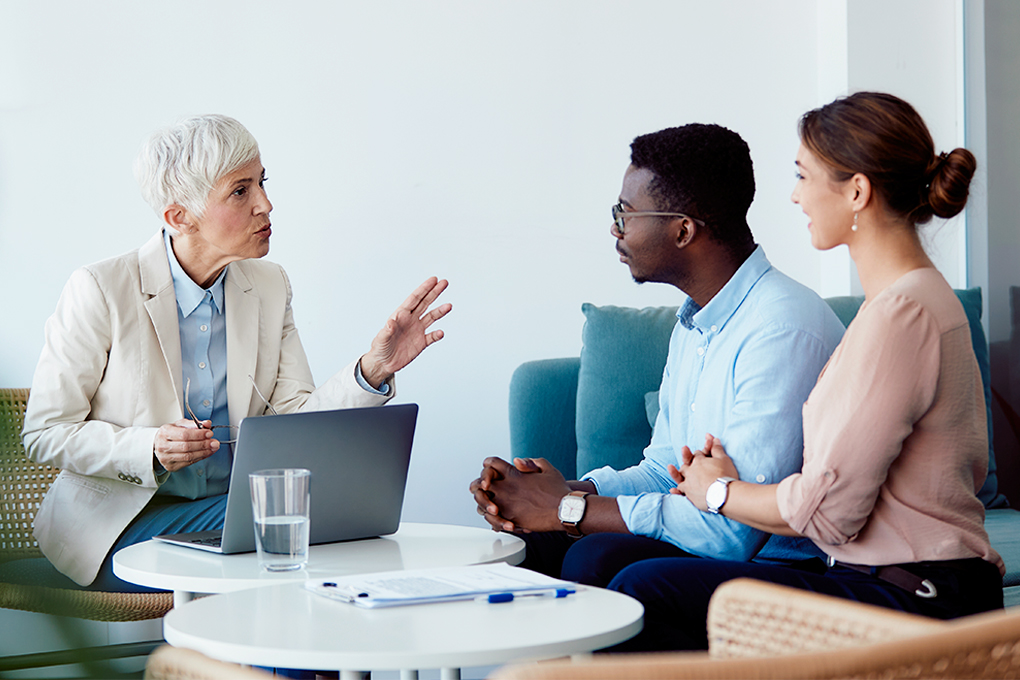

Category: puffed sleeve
[776, 294, 941, 544]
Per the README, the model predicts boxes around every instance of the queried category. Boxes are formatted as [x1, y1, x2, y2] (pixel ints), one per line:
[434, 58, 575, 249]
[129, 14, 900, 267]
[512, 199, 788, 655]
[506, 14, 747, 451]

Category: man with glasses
[470, 123, 844, 587]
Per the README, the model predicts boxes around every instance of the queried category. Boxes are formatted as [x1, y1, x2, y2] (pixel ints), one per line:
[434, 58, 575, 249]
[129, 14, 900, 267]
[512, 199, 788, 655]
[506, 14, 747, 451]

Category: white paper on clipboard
[304, 562, 577, 608]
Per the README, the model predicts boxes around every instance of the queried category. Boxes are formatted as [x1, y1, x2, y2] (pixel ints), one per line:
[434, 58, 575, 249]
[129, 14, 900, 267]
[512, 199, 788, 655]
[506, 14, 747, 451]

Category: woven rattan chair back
[0, 388, 59, 562]
[0, 387, 173, 622]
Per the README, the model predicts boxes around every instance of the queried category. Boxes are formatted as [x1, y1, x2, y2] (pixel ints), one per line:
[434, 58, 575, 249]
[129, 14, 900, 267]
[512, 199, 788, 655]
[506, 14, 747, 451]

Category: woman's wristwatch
[706, 477, 738, 514]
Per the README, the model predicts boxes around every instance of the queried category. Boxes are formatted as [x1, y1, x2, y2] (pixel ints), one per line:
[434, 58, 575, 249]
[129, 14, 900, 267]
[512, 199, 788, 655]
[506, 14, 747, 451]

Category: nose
[255, 186, 273, 214]
[611, 221, 623, 239]
[790, 185, 800, 205]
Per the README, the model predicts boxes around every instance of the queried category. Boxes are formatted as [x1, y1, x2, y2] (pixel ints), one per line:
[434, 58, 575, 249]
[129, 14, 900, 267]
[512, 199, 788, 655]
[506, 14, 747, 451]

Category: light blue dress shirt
[158, 230, 232, 498]
[583, 246, 845, 561]
[156, 231, 387, 499]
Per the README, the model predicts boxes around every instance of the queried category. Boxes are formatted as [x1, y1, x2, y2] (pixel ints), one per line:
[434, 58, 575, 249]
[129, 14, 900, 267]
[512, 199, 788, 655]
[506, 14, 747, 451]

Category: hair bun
[925, 147, 976, 220]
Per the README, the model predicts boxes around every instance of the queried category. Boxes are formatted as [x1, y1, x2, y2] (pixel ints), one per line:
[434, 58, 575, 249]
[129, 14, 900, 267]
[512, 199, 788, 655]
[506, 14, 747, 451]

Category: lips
[256, 224, 272, 238]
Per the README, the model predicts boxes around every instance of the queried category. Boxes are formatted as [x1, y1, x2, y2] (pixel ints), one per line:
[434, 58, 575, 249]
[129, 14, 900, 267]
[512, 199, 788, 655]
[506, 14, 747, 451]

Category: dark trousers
[519, 532, 1004, 652]
[520, 531, 694, 584]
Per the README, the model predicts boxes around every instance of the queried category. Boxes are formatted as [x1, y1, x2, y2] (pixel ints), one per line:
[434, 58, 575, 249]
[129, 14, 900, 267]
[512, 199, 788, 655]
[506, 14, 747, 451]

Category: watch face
[558, 495, 585, 523]
[706, 480, 727, 512]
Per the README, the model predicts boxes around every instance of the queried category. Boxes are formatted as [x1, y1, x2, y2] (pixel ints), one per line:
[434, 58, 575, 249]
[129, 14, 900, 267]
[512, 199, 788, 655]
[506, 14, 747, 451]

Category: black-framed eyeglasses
[612, 201, 706, 236]
[184, 375, 278, 445]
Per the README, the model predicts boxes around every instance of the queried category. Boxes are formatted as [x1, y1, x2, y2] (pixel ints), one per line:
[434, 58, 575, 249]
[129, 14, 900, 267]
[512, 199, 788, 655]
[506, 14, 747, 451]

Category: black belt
[827, 556, 938, 599]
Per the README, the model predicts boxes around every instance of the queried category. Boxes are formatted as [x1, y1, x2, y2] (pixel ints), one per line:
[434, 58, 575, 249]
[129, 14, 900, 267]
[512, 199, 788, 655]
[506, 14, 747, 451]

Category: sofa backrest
[573, 289, 1005, 508]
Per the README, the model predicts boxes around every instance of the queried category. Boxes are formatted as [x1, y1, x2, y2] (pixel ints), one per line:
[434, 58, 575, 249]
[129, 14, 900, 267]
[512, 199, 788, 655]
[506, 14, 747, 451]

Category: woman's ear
[163, 205, 194, 234]
[848, 173, 872, 213]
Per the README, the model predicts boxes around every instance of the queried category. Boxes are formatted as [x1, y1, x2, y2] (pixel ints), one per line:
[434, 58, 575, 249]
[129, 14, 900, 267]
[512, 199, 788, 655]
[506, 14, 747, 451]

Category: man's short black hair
[630, 124, 756, 255]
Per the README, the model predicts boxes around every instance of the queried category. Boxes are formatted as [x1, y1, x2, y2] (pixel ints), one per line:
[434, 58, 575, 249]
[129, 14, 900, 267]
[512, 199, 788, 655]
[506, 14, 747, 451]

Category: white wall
[0, 0, 971, 532]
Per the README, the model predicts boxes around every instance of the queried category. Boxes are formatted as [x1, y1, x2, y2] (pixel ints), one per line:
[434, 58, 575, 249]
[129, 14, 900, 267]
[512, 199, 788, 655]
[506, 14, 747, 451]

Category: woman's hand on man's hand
[668, 434, 739, 512]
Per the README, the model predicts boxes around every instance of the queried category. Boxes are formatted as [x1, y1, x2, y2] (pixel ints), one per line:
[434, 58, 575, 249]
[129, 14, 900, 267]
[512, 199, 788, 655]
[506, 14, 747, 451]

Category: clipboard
[304, 562, 578, 608]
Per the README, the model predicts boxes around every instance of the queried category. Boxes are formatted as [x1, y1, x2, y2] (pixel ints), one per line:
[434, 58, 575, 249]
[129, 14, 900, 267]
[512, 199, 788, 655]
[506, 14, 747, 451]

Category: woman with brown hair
[604, 92, 1004, 652]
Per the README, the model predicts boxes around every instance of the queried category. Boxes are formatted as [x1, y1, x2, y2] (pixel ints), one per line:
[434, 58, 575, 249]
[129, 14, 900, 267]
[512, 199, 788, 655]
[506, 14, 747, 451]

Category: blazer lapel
[139, 231, 184, 415]
[225, 262, 260, 426]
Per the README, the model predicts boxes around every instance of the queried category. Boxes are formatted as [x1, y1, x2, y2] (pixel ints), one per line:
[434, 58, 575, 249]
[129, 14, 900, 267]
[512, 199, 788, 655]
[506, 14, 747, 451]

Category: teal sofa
[508, 289, 1020, 606]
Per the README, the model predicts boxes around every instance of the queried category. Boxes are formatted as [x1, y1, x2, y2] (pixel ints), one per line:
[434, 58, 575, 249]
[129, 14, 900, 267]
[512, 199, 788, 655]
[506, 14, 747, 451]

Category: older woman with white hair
[22, 114, 451, 590]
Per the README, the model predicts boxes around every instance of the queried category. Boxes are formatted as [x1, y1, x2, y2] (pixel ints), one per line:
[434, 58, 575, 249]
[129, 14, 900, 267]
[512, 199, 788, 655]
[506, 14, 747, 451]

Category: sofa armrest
[508, 358, 580, 480]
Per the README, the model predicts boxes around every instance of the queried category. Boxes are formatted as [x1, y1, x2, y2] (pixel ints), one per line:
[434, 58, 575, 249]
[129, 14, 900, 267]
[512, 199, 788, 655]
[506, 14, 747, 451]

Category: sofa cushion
[985, 508, 1020, 587]
[576, 304, 678, 478]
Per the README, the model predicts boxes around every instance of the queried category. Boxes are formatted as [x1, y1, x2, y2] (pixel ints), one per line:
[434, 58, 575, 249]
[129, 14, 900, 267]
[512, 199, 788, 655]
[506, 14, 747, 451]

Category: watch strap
[560, 490, 589, 536]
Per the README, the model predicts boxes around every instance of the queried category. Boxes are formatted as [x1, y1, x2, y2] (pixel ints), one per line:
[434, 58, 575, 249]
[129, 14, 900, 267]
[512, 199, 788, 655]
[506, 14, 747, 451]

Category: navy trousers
[520, 532, 1004, 652]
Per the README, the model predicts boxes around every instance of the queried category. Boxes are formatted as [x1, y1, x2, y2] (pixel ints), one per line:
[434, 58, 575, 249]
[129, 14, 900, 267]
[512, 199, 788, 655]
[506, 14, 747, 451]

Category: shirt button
[197, 469, 205, 476]
[756, 474, 766, 483]
[198, 362, 207, 369]
[690, 403, 696, 412]
[203, 399, 211, 407]
[697, 347, 705, 356]
[710, 325, 718, 332]
[200, 324, 208, 332]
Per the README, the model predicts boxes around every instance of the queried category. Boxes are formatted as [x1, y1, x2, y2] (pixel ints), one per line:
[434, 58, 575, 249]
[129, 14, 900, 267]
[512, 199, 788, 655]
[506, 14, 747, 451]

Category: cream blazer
[23, 231, 393, 586]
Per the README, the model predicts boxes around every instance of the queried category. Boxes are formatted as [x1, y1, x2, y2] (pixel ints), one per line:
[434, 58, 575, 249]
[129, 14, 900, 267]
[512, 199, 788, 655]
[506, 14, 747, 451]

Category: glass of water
[249, 468, 311, 572]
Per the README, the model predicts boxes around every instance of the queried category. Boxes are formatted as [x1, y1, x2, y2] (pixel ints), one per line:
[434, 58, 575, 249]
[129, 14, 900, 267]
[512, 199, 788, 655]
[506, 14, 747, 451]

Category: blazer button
[118, 473, 126, 481]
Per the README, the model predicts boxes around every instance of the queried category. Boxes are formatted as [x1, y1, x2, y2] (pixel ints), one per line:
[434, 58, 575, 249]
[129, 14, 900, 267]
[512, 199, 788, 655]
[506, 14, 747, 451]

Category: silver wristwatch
[558, 491, 589, 536]
[705, 477, 738, 514]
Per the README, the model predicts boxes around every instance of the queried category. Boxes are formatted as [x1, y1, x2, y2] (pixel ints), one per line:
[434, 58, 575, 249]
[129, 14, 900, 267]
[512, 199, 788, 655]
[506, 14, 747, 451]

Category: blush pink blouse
[776, 268, 1004, 574]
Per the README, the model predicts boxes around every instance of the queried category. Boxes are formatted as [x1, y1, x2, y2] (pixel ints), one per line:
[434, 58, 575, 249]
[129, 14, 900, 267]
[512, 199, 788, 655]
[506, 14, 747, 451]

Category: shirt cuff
[152, 453, 171, 485]
[355, 361, 391, 396]
[581, 466, 626, 497]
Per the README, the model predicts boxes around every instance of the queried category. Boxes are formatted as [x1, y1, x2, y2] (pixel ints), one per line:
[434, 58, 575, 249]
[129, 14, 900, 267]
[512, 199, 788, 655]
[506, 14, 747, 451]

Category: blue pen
[481, 588, 576, 603]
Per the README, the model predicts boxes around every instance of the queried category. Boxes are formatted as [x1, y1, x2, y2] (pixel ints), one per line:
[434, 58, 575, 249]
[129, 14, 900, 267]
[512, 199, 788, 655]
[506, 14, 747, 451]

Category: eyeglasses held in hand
[611, 201, 705, 236]
[184, 378, 239, 444]
[184, 375, 278, 444]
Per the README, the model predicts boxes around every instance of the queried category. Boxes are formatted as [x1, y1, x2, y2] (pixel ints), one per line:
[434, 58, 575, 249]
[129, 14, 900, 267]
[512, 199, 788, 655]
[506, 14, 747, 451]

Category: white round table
[113, 522, 525, 606]
[163, 579, 643, 680]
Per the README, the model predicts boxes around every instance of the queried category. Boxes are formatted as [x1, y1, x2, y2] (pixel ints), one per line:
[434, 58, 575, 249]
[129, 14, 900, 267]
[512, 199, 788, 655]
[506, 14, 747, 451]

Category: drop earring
[851, 213, 859, 232]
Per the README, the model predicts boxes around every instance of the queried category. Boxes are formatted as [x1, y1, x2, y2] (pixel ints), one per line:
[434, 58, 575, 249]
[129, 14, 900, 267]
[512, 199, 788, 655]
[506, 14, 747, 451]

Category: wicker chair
[490, 578, 1020, 679]
[144, 645, 273, 680]
[0, 387, 173, 674]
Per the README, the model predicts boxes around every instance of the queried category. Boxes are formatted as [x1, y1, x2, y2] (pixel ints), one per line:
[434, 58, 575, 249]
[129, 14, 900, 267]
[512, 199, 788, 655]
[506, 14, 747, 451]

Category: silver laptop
[154, 403, 418, 554]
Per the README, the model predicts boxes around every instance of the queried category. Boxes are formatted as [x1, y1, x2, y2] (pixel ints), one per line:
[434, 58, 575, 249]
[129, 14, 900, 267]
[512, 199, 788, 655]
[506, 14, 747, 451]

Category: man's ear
[676, 217, 697, 249]
[163, 205, 195, 234]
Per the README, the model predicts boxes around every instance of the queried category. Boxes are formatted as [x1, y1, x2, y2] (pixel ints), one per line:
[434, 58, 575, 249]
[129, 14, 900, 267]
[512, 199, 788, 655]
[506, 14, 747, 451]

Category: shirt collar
[163, 229, 226, 317]
[678, 245, 771, 333]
